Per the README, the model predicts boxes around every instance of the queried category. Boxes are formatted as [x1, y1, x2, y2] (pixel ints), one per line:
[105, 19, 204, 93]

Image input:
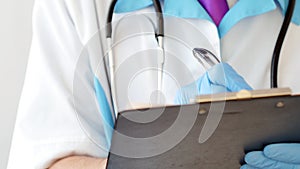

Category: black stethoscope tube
[152, 0, 164, 37]
[106, 0, 164, 38]
[106, 0, 118, 39]
[271, 0, 295, 88]
[105, 0, 165, 113]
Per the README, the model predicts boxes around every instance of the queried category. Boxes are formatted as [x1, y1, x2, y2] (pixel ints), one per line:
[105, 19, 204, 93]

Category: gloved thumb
[206, 63, 252, 92]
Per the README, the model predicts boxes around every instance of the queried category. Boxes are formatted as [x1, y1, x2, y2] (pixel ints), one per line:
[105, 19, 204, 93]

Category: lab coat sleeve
[7, 0, 110, 168]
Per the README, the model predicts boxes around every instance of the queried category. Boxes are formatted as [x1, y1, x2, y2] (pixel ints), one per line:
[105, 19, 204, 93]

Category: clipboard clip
[193, 88, 292, 103]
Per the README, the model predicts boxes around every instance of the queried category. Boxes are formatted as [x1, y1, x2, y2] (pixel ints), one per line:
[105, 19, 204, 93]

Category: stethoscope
[102, 0, 296, 115]
[105, 0, 164, 114]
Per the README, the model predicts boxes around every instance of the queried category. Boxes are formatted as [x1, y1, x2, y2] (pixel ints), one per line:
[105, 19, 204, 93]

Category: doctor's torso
[7, 1, 300, 168]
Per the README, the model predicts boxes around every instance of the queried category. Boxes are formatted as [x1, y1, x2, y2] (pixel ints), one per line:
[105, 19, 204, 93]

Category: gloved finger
[240, 164, 261, 169]
[174, 77, 200, 104]
[199, 82, 228, 95]
[207, 63, 252, 92]
[199, 72, 228, 94]
[174, 69, 230, 105]
[244, 151, 298, 169]
[264, 143, 300, 164]
[174, 90, 184, 105]
[115, 0, 153, 13]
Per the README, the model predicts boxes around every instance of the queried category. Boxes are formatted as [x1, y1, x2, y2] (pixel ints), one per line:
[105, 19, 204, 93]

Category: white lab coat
[7, 0, 300, 168]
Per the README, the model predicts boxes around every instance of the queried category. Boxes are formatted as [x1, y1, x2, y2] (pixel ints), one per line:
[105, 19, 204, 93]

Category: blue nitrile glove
[241, 143, 300, 169]
[174, 62, 252, 104]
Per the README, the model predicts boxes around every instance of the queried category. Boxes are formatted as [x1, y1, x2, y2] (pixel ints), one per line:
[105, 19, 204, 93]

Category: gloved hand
[174, 62, 252, 104]
[241, 143, 300, 169]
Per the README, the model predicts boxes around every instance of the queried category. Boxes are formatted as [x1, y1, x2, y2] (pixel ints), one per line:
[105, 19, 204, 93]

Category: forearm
[49, 156, 107, 169]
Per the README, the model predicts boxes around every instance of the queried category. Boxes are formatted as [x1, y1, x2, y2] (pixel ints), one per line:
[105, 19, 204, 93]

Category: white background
[0, 0, 35, 168]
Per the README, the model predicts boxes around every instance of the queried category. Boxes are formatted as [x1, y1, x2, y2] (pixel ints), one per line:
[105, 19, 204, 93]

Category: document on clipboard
[106, 88, 300, 169]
